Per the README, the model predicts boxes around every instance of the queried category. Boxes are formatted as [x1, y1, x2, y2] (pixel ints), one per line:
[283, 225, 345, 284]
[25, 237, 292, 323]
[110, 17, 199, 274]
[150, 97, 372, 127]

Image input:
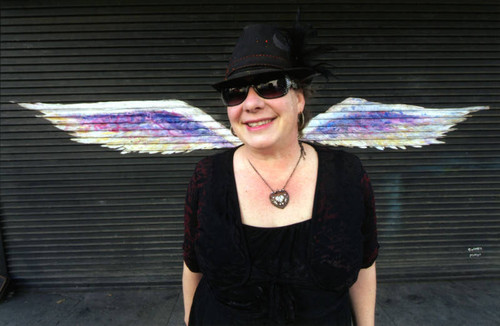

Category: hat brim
[212, 67, 316, 91]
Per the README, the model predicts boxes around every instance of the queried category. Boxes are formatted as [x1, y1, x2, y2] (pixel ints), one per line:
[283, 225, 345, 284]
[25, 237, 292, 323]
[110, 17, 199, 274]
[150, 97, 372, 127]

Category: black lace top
[184, 143, 378, 325]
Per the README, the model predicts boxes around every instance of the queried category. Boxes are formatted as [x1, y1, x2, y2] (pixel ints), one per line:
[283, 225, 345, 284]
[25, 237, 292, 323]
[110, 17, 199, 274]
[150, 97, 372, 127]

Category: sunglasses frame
[221, 76, 298, 107]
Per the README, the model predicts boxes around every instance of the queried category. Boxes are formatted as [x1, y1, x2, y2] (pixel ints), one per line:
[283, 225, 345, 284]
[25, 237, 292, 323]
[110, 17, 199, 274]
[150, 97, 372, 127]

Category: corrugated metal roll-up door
[0, 0, 499, 289]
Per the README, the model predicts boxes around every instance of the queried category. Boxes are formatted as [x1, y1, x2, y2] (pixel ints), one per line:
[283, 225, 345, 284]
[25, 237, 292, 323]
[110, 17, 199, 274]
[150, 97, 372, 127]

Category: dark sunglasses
[221, 76, 298, 106]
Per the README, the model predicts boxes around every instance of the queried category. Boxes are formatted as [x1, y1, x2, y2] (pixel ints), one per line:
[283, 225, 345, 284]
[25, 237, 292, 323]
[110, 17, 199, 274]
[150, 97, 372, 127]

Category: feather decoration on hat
[285, 12, 335, 81]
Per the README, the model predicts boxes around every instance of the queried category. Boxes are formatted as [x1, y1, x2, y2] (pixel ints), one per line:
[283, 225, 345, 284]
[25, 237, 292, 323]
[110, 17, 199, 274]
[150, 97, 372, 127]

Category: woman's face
[227, 81, 305, 152]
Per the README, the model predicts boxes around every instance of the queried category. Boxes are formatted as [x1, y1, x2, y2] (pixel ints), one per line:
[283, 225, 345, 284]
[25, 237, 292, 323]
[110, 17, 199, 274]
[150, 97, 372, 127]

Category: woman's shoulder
[308, 142, 366, 180]
[192, 147, 237, 176]
[309, 142, 361, 163]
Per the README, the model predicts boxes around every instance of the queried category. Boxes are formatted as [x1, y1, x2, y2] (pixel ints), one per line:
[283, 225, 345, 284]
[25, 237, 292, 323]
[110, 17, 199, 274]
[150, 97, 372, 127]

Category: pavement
[0, 279, 499, 326]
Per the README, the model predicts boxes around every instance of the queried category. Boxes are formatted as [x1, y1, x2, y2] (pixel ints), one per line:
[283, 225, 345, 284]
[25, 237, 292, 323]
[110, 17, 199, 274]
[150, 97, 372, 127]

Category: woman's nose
[242, 87, 264, 111]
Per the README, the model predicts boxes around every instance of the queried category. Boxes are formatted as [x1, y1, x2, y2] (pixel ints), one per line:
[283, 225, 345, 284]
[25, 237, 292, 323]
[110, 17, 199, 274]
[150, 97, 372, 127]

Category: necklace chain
[247, 142, 305, 208]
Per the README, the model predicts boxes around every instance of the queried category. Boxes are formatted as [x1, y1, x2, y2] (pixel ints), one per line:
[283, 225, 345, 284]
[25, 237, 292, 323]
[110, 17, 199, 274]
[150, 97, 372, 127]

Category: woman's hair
[295, 79, 315, 137]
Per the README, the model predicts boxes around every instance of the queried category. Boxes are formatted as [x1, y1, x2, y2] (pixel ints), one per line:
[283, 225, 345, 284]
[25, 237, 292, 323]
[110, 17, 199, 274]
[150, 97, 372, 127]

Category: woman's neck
[240, 139, 304, 169]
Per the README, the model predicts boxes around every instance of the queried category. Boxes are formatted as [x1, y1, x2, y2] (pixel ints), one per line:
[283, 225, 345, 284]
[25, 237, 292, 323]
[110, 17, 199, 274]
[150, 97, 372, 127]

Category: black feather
[282, 13, 335, 82]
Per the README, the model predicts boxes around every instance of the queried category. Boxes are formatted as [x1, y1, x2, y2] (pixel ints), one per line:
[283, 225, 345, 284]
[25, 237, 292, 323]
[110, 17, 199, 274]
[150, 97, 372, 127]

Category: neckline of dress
[229, 141, 322, 229]
[242, 218, 312, 230]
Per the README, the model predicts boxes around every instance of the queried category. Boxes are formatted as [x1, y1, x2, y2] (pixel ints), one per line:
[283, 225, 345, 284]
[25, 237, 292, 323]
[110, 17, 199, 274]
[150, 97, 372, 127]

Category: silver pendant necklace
[247, 142, 305, 209]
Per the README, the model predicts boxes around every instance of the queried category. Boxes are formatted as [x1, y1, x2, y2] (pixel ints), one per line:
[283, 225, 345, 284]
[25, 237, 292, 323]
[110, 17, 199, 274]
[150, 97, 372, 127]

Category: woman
[183, 23, 378, 326]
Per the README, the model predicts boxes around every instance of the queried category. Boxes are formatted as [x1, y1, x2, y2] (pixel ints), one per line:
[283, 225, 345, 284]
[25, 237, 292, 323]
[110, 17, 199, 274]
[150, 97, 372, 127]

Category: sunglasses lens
[255, 78, 288, 99]
[222, 86, 248, 106]
[221, 77, 292, 106]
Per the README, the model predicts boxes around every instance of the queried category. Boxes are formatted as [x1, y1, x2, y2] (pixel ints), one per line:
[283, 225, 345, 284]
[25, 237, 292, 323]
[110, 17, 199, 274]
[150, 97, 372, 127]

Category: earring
[298, 111, 305, 130]
[230, 126, 237, 137]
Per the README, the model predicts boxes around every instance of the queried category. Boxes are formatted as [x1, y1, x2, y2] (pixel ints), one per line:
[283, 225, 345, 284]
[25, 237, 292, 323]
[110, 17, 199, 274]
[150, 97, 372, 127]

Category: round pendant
[269, 189, 289, 209]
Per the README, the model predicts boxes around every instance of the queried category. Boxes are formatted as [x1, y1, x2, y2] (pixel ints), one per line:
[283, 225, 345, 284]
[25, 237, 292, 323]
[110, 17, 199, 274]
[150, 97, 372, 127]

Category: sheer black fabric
[184, 143, 378, 325]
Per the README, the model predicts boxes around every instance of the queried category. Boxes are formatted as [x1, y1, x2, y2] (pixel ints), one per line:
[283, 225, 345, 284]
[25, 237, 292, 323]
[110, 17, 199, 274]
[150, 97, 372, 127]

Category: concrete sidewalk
[0, 279, 498, 325]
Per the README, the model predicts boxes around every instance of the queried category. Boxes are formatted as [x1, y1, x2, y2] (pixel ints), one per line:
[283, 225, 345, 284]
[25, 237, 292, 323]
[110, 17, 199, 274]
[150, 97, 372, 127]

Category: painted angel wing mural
[18, 98, 488, 154]
[303, 97, 488, 150]
[18, 100, 240, 154]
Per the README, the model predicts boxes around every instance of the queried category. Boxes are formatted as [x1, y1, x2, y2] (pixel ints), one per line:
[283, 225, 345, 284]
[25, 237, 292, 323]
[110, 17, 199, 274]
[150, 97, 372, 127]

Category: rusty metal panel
[0, 0, 499, 288]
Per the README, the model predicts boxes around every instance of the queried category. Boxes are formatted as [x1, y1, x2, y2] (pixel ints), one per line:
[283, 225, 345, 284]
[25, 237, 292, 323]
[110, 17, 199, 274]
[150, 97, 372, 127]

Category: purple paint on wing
[80, 111, 223, 138]
[312, 111, 425, 134]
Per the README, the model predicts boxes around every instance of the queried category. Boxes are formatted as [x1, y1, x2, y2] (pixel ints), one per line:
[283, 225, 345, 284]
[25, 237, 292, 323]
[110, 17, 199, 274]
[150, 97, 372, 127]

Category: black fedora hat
[212, 24, 320, 91]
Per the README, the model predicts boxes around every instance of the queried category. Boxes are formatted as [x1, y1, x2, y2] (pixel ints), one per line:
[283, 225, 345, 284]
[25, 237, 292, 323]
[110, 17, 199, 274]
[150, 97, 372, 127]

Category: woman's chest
[234, 154, 318, 228]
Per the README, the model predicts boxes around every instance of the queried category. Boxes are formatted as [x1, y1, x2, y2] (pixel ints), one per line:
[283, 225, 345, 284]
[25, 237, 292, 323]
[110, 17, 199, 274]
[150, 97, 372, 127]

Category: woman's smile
[244, 118, 275, 130]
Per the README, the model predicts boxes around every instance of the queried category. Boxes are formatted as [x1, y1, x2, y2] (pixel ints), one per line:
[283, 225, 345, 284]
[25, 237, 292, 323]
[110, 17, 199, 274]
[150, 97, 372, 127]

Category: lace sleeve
[183, 165, 201, 273]
[360, 168, 379, 268]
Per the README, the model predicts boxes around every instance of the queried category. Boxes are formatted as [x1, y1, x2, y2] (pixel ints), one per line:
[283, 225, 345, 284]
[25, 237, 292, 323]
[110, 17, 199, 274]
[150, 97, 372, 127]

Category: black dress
[184, 143, 378, 325]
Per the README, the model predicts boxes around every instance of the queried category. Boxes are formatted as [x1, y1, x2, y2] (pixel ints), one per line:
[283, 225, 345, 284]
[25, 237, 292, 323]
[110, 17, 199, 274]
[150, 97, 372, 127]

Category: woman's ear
[293, 89, 306, 113]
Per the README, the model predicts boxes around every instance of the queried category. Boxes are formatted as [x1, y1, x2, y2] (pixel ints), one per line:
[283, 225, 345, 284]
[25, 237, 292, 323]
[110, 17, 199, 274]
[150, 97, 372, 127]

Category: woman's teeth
[247, 119, 272, 127]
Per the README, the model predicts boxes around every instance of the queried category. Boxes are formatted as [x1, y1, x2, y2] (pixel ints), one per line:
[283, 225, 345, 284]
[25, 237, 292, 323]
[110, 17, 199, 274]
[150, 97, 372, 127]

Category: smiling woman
[182, 22, 379, 326]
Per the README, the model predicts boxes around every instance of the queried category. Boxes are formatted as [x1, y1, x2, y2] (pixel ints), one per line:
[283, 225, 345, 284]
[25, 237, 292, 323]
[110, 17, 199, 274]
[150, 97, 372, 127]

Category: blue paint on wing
[80, 111, 223, 138]
[312, 111, 423, 134]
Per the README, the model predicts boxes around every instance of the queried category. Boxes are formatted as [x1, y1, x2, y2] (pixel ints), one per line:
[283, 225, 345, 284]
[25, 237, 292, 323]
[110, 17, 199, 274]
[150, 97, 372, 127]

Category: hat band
[226, 64, 286, 80]
[226, 54, 290, 78]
